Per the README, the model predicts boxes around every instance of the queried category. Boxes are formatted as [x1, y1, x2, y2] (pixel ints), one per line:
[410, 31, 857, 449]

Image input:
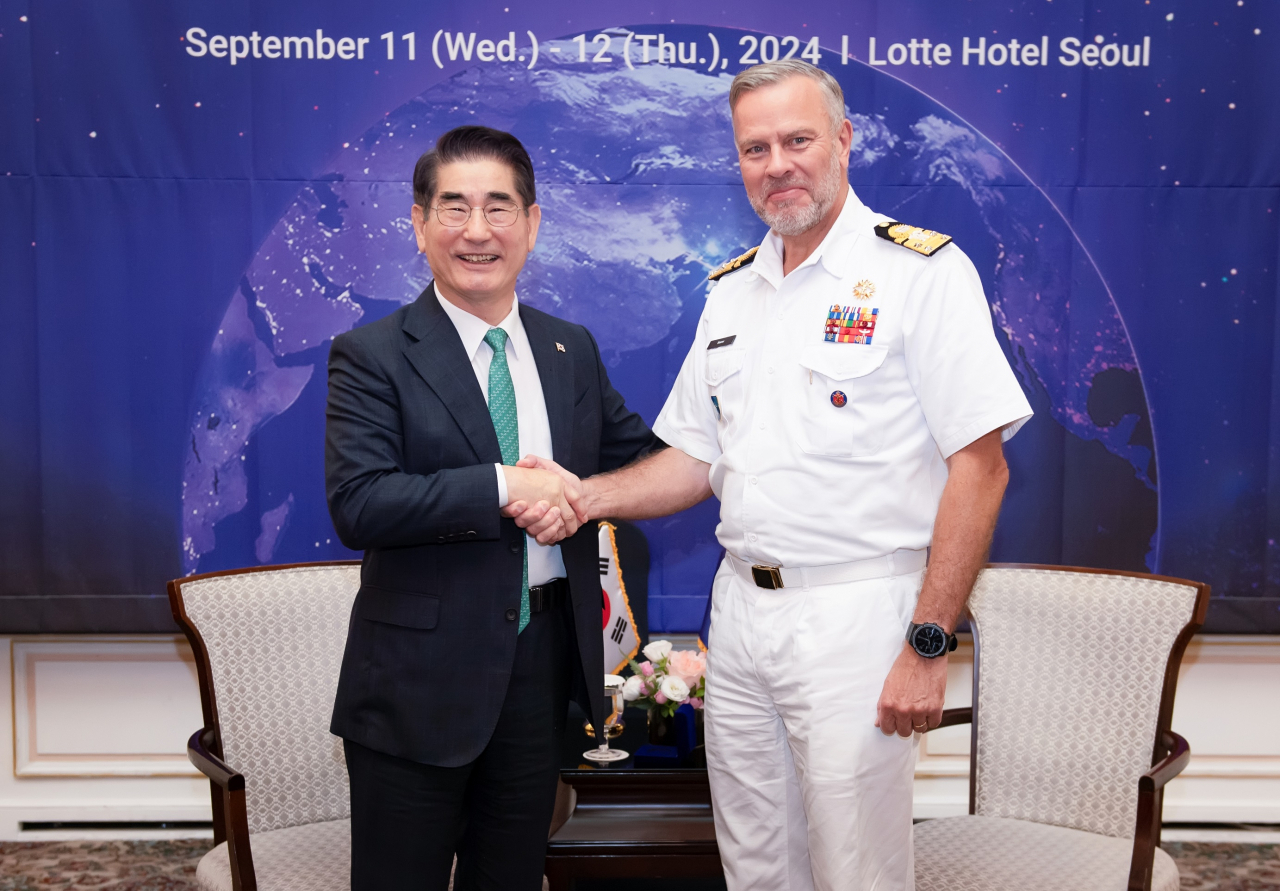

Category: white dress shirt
[654, 188, 1033, 568]
[436, 291, 566, 584]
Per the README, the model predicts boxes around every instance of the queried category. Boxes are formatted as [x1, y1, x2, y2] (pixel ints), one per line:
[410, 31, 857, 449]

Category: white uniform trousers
[704, 561, 923, 891]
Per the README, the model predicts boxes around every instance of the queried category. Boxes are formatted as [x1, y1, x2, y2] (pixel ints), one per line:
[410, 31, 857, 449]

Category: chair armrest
[1141, 730, 1190, 791]
[1128, 730, 1190, 891]
[930, 707, 972, 730]
[188, 728, 257, 891]
[188, 728, 245, 791]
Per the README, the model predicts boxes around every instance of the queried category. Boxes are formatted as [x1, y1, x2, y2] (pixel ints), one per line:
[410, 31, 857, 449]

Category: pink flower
[688, 697, 704, 709]
[639, 661, 655, 677]
[654, 691, 668, 704]
[668, 650, 707, 688]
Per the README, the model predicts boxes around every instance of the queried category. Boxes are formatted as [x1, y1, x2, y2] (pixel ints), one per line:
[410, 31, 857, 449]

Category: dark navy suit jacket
[326, 284, 657, 767]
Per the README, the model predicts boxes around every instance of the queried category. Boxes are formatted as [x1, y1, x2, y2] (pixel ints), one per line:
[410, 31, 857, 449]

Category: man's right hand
[501, 465, 582, 545]
[512, 447, 713, 525]
[513, 455, 591, 522]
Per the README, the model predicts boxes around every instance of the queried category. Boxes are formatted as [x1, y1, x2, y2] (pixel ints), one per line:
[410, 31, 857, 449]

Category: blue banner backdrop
[1, 1, 1277, 633]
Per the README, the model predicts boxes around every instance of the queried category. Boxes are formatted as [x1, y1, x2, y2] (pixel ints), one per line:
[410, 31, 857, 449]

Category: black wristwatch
[906, 622, 958, 659]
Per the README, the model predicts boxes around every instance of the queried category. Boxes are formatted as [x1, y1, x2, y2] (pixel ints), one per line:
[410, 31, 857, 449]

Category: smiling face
[732, 75, 853, 237]
[411, 156, 541, 321]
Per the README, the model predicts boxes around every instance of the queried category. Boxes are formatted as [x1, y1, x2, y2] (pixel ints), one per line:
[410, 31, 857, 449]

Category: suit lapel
[401, 284, 503, 464]
[520, 307, 573, 466]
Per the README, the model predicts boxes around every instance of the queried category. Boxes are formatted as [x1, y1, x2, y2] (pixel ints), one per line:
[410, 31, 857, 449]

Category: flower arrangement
[622, 639, 707, 718]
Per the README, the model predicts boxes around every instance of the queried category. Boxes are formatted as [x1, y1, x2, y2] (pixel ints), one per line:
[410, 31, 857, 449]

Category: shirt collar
[749, 186, 868, 287]
[435, 289, 528, 361]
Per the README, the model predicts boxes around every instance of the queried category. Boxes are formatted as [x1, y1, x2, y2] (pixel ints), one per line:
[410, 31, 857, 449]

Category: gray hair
[729, 60, 846, 134]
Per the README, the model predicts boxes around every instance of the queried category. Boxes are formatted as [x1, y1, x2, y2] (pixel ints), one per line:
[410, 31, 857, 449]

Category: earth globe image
[180, 25, 1157, 628]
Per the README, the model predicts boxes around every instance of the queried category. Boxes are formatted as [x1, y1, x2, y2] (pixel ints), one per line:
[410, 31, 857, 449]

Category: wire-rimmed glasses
[430, 202, 522, 228]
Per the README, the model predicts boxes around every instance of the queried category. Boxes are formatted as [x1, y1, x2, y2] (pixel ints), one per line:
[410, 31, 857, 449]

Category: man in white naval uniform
[511, 60, 1033, 890]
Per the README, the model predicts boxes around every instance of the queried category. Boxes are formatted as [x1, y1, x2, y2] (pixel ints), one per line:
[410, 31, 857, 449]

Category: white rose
[659, 675, 690, 703]
[643, 639, 673, 662]
[622, 675, 644, 701]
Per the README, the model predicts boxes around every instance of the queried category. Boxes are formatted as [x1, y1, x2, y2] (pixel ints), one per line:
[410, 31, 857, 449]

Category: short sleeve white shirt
[653, 188, 1033, 568]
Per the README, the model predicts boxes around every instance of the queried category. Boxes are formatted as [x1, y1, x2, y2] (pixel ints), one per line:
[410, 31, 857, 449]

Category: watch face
[913, 624, 947, 657]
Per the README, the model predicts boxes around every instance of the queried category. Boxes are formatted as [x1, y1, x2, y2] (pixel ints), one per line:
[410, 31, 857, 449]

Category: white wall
[1, 636, 212, 840]
[2, 633, 1277, 840]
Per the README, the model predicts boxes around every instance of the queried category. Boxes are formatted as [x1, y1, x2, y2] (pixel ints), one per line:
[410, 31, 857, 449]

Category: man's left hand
[875, 643, 949, 738]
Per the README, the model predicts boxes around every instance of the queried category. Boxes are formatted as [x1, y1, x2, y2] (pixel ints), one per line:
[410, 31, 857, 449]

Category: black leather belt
[528, 577, 568, 613]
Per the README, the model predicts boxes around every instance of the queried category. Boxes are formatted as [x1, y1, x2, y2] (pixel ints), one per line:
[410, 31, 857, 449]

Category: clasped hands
[500, 456, 590, 545]
[505, 455, 950, 738]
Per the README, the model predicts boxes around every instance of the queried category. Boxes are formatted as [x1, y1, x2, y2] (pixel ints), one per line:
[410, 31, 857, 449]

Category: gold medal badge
[852, 279, 876, 302]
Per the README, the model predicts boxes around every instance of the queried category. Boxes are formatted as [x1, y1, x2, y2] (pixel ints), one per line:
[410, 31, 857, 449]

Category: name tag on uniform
[707, 335, 737, 350]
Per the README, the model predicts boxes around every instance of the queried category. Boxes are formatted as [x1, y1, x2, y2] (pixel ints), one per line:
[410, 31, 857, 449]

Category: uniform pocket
[703, 348, 746, 426]
[796, 345, 889, 457]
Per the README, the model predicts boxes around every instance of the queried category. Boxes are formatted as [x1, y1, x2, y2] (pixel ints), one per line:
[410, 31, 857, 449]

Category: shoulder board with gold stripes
[873, 222, 953, 257]
[707, 246, 759, 282]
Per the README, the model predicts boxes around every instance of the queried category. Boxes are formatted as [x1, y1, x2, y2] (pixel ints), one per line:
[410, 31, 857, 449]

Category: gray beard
[749, 152, 844, 237]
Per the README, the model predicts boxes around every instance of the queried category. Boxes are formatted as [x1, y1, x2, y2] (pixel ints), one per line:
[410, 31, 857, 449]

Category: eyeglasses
[430, 202, 523, 228]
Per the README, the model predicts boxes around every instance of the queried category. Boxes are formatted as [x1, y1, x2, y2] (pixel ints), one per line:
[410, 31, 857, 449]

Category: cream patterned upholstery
[914, 567, 1199, 891]
[968, 568, 1196, 838]
[914, 816, 1179, 891]
[180, 563, 359, 836]
[197, 819, 351, 891]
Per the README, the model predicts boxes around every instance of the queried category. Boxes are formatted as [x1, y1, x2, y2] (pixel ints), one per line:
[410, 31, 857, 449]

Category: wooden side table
[545, 769, 723, 889]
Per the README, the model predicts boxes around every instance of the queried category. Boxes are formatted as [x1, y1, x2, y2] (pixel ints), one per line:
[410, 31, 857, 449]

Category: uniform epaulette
[708, 246, 759, 282]
[873, 222, 953, 257]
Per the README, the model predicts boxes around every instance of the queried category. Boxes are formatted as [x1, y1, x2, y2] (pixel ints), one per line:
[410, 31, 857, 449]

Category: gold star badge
[852, 279, 876, 301]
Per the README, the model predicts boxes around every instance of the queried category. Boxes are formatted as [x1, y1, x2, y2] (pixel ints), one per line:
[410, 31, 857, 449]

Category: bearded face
[747, 145, 845, 237]
[732, 74, 853, 241]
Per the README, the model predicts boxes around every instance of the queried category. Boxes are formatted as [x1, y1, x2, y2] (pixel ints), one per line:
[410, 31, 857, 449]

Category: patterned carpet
[1169, 842, 1280, 891]
[0, 839, 1276, 889]
[0, 840, 206, 890]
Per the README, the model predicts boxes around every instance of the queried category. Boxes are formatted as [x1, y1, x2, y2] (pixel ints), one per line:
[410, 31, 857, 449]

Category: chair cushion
[914, 815, 1178, 891]
[197, 819, 350, 891]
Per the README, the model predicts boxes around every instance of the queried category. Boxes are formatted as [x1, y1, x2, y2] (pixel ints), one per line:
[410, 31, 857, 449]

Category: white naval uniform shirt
[653, 188, 1033, 569]
[436, 291, 567, 585]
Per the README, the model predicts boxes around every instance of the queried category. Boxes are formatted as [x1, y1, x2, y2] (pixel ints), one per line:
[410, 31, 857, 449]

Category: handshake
[500, 456, 593, 545]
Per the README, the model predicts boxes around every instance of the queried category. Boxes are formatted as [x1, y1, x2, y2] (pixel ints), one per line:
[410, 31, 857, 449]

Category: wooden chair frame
[168, 560, 361, 891]
[927, 563, 1210, 891]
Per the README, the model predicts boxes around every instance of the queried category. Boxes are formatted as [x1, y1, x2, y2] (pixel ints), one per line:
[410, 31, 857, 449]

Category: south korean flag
[598, 521, 640, 675]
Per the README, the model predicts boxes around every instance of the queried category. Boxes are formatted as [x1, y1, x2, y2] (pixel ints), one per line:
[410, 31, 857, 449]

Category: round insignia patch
[830, 390, 847, 408]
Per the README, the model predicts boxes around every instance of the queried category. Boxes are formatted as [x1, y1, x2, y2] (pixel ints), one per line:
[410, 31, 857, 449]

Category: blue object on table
[674, 703, 698, 761]
[632, 744, 680, 768]
[632, 704, 701, 767]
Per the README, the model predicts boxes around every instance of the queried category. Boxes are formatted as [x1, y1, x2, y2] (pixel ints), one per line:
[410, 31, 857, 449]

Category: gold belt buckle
[751, 564, 784, 589]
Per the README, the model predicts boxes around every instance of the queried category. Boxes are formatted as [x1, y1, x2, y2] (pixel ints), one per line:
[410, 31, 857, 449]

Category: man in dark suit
[325, 126, 657, 890]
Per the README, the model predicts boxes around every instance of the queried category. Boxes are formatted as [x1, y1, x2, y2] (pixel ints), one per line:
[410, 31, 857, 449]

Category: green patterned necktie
[484, 327, 530, 633]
